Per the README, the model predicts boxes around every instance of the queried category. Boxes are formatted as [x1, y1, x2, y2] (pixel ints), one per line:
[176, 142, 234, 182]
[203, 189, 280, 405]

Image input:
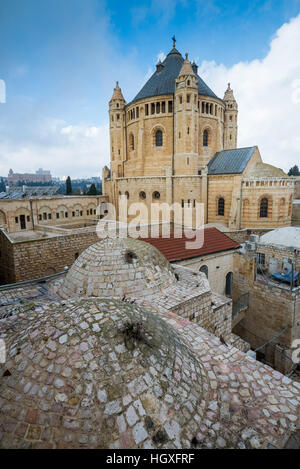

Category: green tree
[87, 183, 97, 195]
[0, 178, 6, 192]
[66, 176, 72, 195]
[288, 165, 300, 176]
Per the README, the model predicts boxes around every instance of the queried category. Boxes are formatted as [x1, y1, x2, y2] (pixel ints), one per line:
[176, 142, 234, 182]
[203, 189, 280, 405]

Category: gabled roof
[141, 227, 240, 262]
[131, 47, 219, 104]
[207, 147, 257, 175]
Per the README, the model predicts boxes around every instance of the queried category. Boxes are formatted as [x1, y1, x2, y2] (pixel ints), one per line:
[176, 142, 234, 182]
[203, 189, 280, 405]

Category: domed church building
[103, 39, 294, 230]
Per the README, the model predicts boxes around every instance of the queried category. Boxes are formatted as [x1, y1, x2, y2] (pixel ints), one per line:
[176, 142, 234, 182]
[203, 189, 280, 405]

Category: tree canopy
[288, 165, 300, 176]
[66, 176, 73, 194]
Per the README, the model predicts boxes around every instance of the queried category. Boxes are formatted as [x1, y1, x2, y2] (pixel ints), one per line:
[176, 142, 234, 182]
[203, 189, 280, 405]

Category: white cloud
[0, 120, 109, 178]
[199, 13, 300, 172]
[157, 51, 166, 63]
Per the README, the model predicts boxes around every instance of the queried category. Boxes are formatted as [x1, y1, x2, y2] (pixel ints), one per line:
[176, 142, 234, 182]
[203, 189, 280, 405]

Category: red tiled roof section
[141, 227, 240, 262]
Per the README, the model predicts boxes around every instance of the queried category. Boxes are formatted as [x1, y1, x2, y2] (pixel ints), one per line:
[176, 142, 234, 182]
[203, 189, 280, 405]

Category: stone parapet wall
[0, 195, 108, 234]
[226, 228, 271, 244]
[1, 230, 100, 284]
[256, 243, 300, 271]
[233, 252, 300, 357]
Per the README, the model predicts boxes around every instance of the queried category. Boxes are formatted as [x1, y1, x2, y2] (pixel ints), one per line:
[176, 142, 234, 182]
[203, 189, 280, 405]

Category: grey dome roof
[131, 47, 220, 104]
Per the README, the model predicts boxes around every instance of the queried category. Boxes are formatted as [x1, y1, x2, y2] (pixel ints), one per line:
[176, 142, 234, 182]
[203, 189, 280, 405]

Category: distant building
[35, 168, 51, 175]
[8, 168, 52, 186]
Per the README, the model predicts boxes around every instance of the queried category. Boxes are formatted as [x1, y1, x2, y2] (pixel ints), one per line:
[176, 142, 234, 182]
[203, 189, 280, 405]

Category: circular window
[139, 191, 146, 199]
[125, 191, 129, 199]
[153, 191, 160, 200]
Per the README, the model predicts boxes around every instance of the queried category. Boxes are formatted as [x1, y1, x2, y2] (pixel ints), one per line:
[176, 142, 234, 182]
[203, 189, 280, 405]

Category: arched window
[199, 265, 208, 278]
[153, 191, 160, 200]
[139, 191, 146, 199]
[260, 198, 268, 218]
[129, 133, 134, 151]
[155, 129, 163, 147]
[225, 272, 233, 296]
[218, 198, 225, 216]
[203, 129, 209, 147]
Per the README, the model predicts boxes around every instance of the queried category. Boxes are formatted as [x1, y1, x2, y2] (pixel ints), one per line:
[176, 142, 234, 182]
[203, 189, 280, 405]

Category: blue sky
[0, 0, 300, 177]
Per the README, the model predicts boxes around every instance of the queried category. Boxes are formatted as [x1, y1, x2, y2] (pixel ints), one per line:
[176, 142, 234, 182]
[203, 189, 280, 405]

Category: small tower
[223, 83, 238, 150]
[174, 53, 199, 175]
[109, 82, 126, 179]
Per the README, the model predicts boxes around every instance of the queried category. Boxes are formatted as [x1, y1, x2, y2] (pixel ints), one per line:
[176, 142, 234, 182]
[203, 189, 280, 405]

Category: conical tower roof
[178, 53, 196, 78]
[110, 81, 125, 102]
[223, 83, 236, 102]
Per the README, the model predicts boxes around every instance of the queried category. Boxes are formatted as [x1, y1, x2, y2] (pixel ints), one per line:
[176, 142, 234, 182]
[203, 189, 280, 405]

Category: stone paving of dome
[0, 299, 207, 449]
[0, 298, 299, 449]
[0, 237, 299, 449]
[59, 238, 177, 300]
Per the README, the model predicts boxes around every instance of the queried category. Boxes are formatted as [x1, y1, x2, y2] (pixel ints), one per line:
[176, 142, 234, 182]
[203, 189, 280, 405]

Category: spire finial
[172, 35, 176, 48]
[185, 52, 188, 60]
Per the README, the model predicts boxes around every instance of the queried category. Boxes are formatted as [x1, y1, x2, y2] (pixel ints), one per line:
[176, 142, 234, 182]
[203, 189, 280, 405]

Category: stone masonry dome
[59, 237, 177, 300]
[0, 298, 205, 449]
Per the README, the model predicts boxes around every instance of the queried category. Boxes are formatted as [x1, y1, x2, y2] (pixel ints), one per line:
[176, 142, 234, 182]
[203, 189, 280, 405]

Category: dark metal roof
[0, 186, 60, 200]
[207, 146, 257, 175]
[131, 47, 220, 104]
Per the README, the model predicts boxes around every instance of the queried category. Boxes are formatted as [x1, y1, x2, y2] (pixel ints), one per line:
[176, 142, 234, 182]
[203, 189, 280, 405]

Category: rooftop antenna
[172, 35, 176, 48]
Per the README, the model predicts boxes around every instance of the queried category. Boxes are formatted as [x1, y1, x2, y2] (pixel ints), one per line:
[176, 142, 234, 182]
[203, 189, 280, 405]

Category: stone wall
[0, 229, 15, 284]
[293, 201, 300, 222]
[256, 243, 300, 271]
[0, 230, 101, 284]
[241, 177, 294, 229]
[174, 250, 235, 297]
[0, 195, 108, 233]
[232, 251, 300, 357]
[294, 177, 300, 198]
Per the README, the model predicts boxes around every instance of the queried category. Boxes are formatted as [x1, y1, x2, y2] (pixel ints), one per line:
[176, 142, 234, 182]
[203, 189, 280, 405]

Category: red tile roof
[141, 227, 240, 262]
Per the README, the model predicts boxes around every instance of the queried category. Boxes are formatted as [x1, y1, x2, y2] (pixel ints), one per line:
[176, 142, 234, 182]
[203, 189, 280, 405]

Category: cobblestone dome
[59, 237, 178, 300]
[0, 298, 206, 449]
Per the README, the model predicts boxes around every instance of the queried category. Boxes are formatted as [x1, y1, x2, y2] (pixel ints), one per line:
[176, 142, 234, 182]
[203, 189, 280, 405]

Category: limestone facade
[0, 195, 108, 233]
[103, 45, 294, 231]
[232, 229, 300, 372]
[175, 249, 235, 297]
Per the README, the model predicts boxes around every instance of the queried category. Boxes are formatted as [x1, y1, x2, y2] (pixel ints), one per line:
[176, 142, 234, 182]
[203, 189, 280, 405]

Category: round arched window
[125, 191, 129, 199]
[260, 198, 268, 218]
[139, 191, 146, 199]
[199, 265, 208, 278]
[218, 198, 225, 216]
[155, 130, 163, 147]
[153, 191, 160, 199]
[203, 129, 209, 147]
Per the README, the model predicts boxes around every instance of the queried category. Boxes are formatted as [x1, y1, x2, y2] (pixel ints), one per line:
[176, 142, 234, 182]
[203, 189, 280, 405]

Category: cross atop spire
[172, 35, 176, 48]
